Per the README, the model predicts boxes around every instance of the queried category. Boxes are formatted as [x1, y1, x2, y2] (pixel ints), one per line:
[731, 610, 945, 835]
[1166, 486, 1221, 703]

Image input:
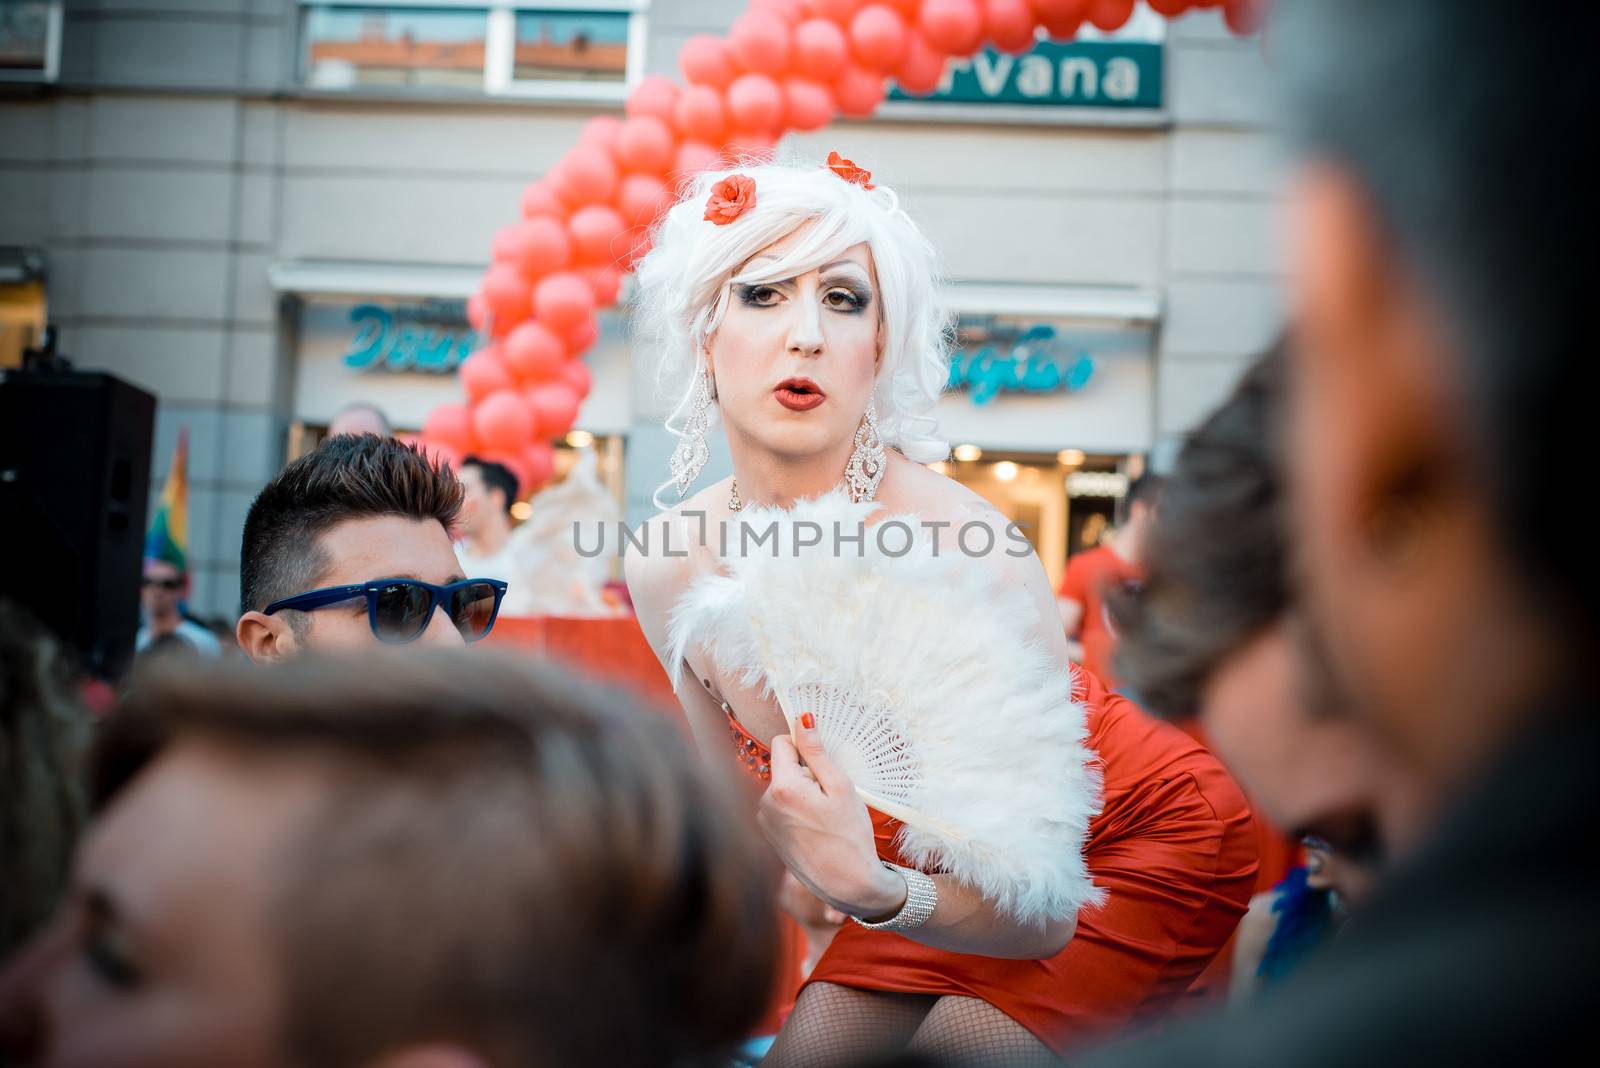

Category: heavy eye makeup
[735, 276, 873, 314]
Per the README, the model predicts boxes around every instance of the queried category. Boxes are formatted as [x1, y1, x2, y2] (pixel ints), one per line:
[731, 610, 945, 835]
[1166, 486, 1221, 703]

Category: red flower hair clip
[704, 174, 757, 226]
[826, 151, 874, 190]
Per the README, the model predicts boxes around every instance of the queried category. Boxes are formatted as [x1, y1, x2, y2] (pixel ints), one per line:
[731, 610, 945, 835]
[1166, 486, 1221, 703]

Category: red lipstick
[774, 377, 826, 412]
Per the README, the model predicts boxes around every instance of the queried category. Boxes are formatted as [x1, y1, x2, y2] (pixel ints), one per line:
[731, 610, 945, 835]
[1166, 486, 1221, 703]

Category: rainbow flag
[145, 428, 189, 572]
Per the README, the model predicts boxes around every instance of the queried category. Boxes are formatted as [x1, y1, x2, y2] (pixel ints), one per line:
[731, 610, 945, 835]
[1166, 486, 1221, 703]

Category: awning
[942, 283, 1161, 323]
[268, 260, 483, 300]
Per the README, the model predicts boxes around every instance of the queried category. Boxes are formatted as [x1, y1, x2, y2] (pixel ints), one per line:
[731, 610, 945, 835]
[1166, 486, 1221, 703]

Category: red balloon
[752, 0, 806, 26]
[850, 6, 909, 72]
[618, 172, 674, 228]
[585, 265, 623, 307]
[832, 63, 887, 118]
[672, 142, 721, 187]
[497, 217, 572, 279]
[680, 34, 737, 88]
[729, 13, 794, 73]
[526, 384, 581, 440]
[551, 146, 619, 207]
[466, 292, 488, 333]
[521, 441, 556, 489]
[894, 29, 947, 95]
[784, 77, 837, 130]
[1029, 0, 1090, 18]
[1223, 0, 1261, 35]
[920, 0, 984, 55]
[473, 389, 536, 454]
[503, 320, 566, 382]
[1147, 0, 1192, 15]
[562, 315, 600, 354]
[616, 115, 676, 175]
[533, 272, 597, 333]
[985, 0, 1038, 53]
[806, 0, 864, 23]
[674, 84, 728, 145]
[880, 0, 921, 15]
[480, 265, 530, 334]
[578, 115, 623, 152]
[422, 402, 474, 455]
[460, 348, 515, 403]
[794, 18, 850, 81]
[625, 75, 679, 124]
[727, 73, 786, 134]
[559, 359, 593, 400]
[568, 204, 628, 266]
[490, 226, 521, 264]
[520, 181, 567, 220]
[1087, 0, 1135, 31]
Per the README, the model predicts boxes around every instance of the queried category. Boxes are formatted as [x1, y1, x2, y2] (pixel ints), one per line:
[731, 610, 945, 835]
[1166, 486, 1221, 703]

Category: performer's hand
[759, 713, 907, 920]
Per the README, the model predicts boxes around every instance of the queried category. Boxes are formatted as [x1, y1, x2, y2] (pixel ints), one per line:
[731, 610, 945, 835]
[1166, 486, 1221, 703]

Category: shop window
[0, 1, 61, 83]
[511, 8, 630, 85]
[297, 2, 645, 99]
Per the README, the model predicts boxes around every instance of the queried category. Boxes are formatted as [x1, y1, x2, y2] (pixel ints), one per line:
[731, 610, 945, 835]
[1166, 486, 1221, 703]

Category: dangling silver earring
[669, 369, 714, 498]
[844, 399, 885, 504]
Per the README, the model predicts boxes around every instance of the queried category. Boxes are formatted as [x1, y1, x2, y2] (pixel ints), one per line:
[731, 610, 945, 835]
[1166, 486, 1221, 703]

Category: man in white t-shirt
[136, 558, 222, 658]
[456, 457, 541, 616]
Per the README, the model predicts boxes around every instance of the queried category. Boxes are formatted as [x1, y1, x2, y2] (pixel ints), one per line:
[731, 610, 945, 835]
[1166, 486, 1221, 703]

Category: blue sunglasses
[264, 578, 509, 644]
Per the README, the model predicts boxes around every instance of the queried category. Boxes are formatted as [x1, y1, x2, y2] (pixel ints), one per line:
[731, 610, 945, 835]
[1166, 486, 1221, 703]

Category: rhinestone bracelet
[850, 862, 938, 932]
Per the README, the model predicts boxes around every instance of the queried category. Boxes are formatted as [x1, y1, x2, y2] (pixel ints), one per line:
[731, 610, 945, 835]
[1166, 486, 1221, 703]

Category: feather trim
[669, 491, 1103, 924]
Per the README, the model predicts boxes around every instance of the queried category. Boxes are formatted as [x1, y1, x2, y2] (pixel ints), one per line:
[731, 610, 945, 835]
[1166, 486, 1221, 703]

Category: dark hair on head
[1110, 345, 1289, 718]
[239, 435, 463, 614]
[0, 599, 89, 957]
[1126, 472, 1165, 512]
[462, 455, 520, 516]
[96, 651, 781, 1068]
[1275, 0, 1600, 639]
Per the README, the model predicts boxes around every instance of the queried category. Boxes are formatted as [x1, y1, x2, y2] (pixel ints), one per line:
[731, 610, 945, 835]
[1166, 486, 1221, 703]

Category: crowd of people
[2, 0, 1595, 1064]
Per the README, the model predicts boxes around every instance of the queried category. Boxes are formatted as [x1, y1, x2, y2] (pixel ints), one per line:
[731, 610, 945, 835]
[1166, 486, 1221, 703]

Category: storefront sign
[948, 322, 1095, 405]
[341, 301, 478, 373]
[890, 40, 1162, 109]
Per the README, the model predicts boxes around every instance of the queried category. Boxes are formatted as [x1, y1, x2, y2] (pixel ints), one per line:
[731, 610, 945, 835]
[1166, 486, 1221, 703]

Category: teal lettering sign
[890, 40, 1162, 109]
[948, 324, 1094, 405]
[342, 302, 478, 373]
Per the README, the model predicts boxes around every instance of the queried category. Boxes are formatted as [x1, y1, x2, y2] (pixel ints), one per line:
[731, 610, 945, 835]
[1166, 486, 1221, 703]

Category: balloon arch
[413, 0, 1261, 493]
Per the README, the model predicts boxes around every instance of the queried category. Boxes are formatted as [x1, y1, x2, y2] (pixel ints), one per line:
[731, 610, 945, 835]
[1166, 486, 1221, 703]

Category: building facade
[0, 0, 1286, 619]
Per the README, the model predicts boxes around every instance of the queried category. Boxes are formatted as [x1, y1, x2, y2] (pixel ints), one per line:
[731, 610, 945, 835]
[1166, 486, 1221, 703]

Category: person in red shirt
[1059, 473, 1164, 686]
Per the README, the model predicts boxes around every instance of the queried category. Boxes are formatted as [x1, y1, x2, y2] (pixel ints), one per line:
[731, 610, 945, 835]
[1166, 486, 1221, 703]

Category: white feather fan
[668, 491, 1103, 924]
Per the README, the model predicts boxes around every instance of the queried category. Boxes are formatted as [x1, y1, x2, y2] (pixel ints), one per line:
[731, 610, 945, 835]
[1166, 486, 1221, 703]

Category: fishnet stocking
[763, 982, 933, 1067]
[908, 996, 1060, 1067]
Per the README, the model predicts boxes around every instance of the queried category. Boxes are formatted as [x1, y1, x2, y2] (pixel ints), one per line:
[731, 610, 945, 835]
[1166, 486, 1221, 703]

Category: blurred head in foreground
[1276, 0, 1600, 796]
[1113, 345, 1418, 859]
[0, 602, 90, 961]
[0, 652, 779, 1068]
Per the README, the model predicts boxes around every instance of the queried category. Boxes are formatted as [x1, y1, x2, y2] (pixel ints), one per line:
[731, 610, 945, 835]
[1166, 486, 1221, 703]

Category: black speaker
[0, 368, 156, 678]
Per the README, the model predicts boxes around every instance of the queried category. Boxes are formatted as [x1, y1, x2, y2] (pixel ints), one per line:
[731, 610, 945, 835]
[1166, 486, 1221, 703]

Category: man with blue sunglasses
[235, 435, 507, 663]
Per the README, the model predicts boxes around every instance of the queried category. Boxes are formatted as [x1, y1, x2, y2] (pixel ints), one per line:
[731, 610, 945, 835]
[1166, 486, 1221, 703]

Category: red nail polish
[801, 712, 815, 730]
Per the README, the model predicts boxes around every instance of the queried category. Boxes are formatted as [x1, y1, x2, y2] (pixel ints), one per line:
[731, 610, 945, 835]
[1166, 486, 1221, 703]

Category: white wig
[631, 154, 953, 504]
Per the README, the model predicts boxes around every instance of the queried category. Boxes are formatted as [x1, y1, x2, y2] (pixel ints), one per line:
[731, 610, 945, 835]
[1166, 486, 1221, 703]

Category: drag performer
[627, 156, 1257, 1064]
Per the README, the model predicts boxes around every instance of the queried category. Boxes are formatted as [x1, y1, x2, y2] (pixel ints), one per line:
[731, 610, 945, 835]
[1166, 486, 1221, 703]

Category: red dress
[728, 667, 1258, 1057]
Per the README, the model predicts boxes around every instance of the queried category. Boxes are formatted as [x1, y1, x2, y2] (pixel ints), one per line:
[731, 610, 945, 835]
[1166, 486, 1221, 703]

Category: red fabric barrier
[483, 614, 679, 712]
